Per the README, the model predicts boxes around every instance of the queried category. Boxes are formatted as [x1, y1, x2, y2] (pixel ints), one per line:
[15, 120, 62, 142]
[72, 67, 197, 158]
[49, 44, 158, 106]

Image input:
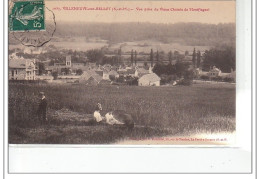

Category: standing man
[38, 92, 47, 122]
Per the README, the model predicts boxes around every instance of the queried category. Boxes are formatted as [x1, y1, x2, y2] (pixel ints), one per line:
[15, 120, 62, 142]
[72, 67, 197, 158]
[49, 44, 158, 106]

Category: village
[8, 47, 236, 86]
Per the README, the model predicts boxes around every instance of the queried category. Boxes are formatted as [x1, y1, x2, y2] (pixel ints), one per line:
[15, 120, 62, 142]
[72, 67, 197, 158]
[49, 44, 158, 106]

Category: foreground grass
[8, 82, 235, 144]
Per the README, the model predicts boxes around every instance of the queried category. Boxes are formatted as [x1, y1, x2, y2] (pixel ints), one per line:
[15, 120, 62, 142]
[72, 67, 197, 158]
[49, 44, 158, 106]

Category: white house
[219, 69, 236, 80]
[102, 69, 110, 80]
[138, 73, 161, 86]
[135, 67, 149, 78]
[208, 66, 221, 77]
[9, 55, 37, 80]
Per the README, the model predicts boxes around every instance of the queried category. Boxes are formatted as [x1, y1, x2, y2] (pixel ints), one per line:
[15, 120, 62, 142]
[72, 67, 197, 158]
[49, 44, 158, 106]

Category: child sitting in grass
[93, 103, 104, 123]
[93, 103, 124, 125]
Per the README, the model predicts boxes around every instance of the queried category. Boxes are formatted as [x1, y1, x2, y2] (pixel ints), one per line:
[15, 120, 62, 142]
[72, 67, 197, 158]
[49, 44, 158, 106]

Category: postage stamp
[9, 0, 56, 47]
[9, 0, 45, 31]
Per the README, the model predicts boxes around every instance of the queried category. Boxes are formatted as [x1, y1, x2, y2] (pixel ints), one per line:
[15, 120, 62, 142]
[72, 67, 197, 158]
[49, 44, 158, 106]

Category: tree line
[11, 43, 235, 75]
[54, 22, 235, 46]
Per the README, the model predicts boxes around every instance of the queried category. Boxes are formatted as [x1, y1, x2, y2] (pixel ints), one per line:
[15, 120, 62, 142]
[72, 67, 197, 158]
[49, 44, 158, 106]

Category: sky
[45, 1, 236, 24]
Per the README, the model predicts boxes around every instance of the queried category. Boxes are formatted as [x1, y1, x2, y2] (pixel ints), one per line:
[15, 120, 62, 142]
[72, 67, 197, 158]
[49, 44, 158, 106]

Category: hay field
[8, 82, 235, 144]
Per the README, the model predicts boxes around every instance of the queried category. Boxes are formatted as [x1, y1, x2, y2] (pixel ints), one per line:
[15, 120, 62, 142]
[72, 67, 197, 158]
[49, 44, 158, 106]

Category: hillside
[53, 22, 235, 46]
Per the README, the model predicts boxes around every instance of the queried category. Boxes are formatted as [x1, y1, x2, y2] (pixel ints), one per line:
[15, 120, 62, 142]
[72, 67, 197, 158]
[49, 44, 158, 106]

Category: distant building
[79, 70, 103, 85]
[135, 67, 149, 78]
[194, 68, 208, 77]
[138, 73, 161, 86]
[9, 56, 36, 80]
[208, 66, 221, 77]
[23, 47, 47, 55]
[108, 70, 119, 79]
[102, 69, 110, 80]
[54, 55, 72, 67]
[50, 55, 85, 74]
[103, 64, 112, 71]
[118, 68, 135, 78]
[219, 68, 236, 80]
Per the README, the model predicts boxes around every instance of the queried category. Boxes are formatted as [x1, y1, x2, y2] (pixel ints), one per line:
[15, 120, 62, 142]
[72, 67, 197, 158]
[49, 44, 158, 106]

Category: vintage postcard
[8, 0, 236, 145]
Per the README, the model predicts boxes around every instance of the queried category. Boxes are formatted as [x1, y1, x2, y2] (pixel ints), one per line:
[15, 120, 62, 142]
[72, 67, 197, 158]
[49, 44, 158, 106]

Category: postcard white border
[2, 0, 257, 178]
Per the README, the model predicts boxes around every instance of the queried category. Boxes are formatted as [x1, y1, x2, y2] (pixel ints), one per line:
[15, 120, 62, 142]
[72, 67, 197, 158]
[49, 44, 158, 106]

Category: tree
[52, 71, 58, 80]
[165, 63, 175, 75]
[168, 51, 173, 64]
[150, 49, 154, 67]
[38, 62, 45, 75]
[48, 59, 55, 66]
[175, 61, 190, 78]
[202, 46, 235, 72]
[118, 48, 122, 63]
[134, 50, 137, 66]
[76, 69, 83, 75]
[152, 62, 165, 76]
[173, 51, 181, 61]
[61, 68, 70, 75]
[156, 50, 159, 62]
[131, 49, 134, 66]
[86, 49, 104, 64]
[143, 62, 148, 69]
[185, 50, 189, 56]
[197, 50, 201, 68]
[109, 75, 116, 81]
[192, 48, 197, 68]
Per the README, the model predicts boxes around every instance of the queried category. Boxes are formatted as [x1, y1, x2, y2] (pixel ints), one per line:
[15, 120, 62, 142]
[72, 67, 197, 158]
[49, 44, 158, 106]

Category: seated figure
[105, 110, 134, 129]
[93, 103, 135, 129]
[93, 103, 104, 123]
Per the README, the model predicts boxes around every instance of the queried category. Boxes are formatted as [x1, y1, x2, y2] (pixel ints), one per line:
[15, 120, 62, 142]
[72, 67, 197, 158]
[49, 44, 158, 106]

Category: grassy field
[8, 82, 236, 144]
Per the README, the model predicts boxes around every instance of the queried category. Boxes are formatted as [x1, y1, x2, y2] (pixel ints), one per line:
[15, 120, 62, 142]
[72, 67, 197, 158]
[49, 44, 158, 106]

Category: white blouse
[93, 111, 103, 122]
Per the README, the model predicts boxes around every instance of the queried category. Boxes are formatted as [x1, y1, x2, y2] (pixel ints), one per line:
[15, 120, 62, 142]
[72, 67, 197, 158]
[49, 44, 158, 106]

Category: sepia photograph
[8, 0, 236, 145]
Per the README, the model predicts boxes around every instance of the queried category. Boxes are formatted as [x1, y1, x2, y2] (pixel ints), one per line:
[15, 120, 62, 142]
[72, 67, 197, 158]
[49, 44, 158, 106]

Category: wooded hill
[54, 22, 235, 46]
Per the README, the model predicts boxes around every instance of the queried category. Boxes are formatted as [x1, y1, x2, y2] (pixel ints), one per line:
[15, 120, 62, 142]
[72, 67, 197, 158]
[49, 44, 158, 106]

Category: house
[79, 70, 102, 85]
[108, 70, 119, 79]
[219, 69, 236, 80]
[208, 66, 221, 77]
[138, 73, 161, 86]
[194, 68, 208, 77]
[9, 56, 37, 80]
[135, 67, 149, 78]
[23, 47, 47, 54]
[50, 55, 85, 74]
[126, 69, 136, 77]
[118, 68, 135, 78]
[102, 69, 110, 80]
[103, 64, 112, 71]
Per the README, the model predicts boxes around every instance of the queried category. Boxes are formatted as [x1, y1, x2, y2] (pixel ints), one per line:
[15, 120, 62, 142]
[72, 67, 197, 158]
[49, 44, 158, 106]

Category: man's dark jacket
[38, 98, 47, 113]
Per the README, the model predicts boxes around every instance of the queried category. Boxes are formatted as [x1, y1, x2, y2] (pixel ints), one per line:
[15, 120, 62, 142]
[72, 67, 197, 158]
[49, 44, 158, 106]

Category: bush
[126, 77, 138, 86]
[76, 69, 83, 75]
[177, 79, 193, 86]
[184, 70, 194, 80]
[200, 75, 209, 80]
[109, 75, 116, 81]
[211, 76, 222, 81]
[223, 77, 234, 82]
[159, 74, 178, 85]
[52, 71, 58, 80]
